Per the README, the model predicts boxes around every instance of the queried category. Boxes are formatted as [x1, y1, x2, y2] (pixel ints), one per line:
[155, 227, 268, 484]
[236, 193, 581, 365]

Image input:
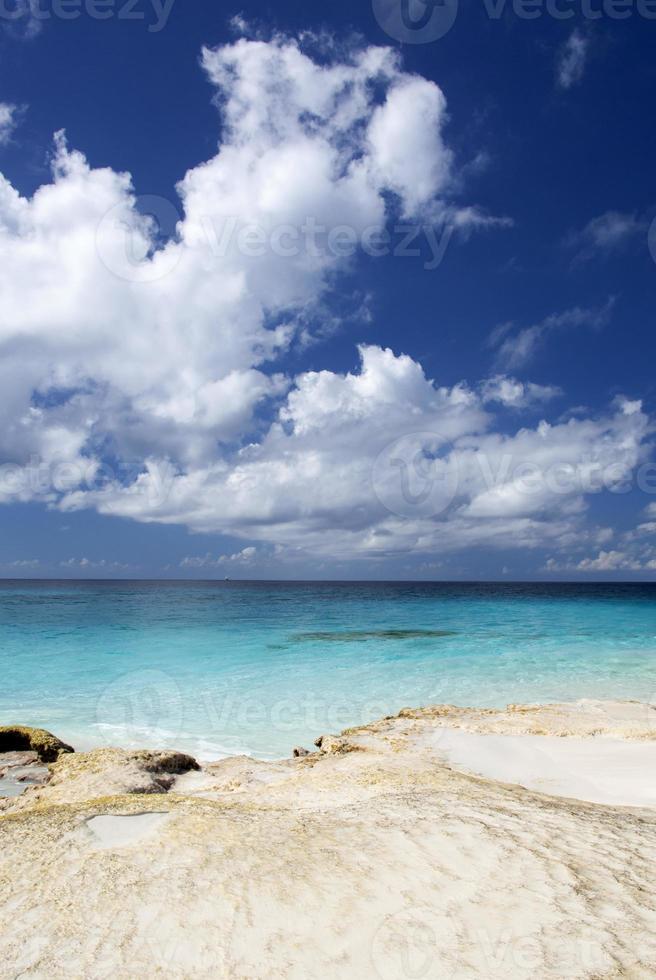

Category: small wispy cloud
[2, 0, 43, 39]
[546, 545, 656, 573]
[489, 300, 614, 371]
[481, 375, 562, 409]
[59, 557, 133, 571]
[180, 547, 258, 568]
[566, 210, 648, 264]
[545, 515, 656, 573]
[0, 103, 19, 147]
[556, 29, 589, 90]
[545, 550, 647, 572]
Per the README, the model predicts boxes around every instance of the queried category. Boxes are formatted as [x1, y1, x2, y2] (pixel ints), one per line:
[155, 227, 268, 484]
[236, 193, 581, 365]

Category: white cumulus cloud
[0, 35, 469, 498]
[60, 346, 652, 562]
[0, 33, 652, 568]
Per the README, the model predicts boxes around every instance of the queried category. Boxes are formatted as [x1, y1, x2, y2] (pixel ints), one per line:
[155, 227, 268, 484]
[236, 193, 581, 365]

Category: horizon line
[0, 577, 655, 585]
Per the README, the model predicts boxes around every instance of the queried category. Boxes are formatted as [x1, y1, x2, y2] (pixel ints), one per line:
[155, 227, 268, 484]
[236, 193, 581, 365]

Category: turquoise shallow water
[1, 581, 655, 760]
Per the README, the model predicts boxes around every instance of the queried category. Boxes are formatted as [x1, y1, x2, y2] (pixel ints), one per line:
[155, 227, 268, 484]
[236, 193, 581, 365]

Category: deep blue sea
[1, 581, 655, 760]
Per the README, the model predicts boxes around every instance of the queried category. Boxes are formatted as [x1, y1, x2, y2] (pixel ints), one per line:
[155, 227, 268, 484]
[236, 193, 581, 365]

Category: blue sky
[0, 0, 655, 579]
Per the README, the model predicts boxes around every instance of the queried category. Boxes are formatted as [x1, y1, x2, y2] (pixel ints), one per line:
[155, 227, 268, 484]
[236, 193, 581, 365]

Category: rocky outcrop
[3, 747, 200, 810]
[0, 725, 74, 762]
[314, 735, 362, 755]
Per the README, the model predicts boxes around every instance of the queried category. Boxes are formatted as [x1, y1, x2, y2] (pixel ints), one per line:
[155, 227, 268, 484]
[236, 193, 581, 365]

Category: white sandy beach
[1, 699, 656, 978]
[434, 728, 656, 807]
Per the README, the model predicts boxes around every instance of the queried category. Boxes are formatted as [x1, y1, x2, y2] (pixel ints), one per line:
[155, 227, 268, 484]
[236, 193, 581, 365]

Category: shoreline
[2, 698, 656, 976]
[4, 696, 656, 800]
[7, 689, 656, 767]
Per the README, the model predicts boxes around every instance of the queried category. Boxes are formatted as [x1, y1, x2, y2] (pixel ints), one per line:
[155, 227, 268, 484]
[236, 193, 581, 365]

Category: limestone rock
[314, 735, 361, 755]
[2, 700, 656, 978]
[5, 747, 200, 810]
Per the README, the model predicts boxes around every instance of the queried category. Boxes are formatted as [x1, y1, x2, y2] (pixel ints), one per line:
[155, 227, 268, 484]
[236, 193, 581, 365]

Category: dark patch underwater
[290, 629, 457, 642]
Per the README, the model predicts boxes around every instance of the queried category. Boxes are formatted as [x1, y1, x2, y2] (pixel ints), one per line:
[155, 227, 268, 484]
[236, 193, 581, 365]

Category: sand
[1, 699, 655, 978]
[433, 729, 656, 807]
[83, 811, 171, 849]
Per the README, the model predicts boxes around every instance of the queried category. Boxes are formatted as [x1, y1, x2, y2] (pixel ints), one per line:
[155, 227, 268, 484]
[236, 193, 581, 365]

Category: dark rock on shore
[0, 726, 74, 762]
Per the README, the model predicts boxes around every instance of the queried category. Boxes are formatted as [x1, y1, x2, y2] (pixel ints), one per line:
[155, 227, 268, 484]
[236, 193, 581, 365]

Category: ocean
[1, 580, 655, 760]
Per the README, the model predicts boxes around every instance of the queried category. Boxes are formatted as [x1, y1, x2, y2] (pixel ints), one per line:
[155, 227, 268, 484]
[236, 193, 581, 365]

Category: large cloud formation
[0, 33, 652, 567]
